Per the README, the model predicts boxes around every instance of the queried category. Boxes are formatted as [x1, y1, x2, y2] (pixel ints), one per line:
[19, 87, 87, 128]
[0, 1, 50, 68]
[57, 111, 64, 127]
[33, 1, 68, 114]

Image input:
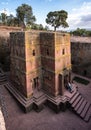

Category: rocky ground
[0, 108, 6, 130]
[0, 73, 91, 130]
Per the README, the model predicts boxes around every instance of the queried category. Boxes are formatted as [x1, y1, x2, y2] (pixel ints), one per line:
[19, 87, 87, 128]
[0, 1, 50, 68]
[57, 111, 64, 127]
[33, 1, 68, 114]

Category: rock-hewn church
[8, 31, 71, 112]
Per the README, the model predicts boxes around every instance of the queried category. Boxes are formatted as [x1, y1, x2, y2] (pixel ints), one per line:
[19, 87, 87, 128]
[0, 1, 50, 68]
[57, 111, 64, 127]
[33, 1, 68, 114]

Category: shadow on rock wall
[0, 36, 10, 71]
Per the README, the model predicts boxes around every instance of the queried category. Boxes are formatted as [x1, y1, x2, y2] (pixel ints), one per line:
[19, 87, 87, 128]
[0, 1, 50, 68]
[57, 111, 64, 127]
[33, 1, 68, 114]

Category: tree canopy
[70, 28, 91, 37]
[0, 4, 69, 31]
[1, 13, 7, 25]
[46, 10, 69, 31]
[16, 4, 36, 27]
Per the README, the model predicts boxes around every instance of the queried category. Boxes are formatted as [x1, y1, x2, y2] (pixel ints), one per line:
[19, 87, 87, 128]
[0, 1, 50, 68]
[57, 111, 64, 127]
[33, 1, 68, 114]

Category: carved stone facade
[10, 31, 71, 112]
[40, 32, 71, 96]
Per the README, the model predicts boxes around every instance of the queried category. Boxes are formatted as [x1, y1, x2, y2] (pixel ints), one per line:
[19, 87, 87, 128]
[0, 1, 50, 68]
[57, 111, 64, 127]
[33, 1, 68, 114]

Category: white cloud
[1, 2, 8, 5]
[68, 2, 91, 30]
[0, 9, 15, 16]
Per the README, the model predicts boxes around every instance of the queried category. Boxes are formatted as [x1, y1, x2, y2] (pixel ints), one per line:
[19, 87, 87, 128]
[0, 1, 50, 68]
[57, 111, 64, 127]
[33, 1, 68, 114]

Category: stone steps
[77, 100, 87, 114]
[0, 74, 7, 85]
[80, 102, 90, 118]
[4, 82, 33, 107]
[69, 91, 91, 122]
[5, 82, 47, 112]
[45, 94, 65, 105]
[33, 92, 47, 106]
[69, 92, 80, 104]
[84, 106, 91, 122]
[72, 95, 82, 108]
[74, 97, 84, 111]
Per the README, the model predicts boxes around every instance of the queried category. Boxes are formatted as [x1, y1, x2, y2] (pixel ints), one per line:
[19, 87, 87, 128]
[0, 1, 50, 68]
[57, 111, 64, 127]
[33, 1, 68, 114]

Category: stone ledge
[4, 82, 69, 113]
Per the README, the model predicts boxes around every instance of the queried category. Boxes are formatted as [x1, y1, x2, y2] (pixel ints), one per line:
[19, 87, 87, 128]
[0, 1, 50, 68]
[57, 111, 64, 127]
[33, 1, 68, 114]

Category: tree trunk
[54, 26, 56, 31]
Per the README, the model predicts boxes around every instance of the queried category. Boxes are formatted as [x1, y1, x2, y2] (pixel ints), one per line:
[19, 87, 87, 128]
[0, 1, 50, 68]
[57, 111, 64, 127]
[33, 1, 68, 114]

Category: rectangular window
[47, 49, 49, 56]
[62, 49, 65, 55]
[32, 50, 35, 56]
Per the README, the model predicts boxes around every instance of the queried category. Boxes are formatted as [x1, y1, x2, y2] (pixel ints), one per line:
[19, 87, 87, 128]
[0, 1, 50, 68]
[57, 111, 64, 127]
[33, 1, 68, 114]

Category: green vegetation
[46, 10, 69, 31]
[0, 4, 69, 31]
[31, 24, 49, 30]
[16, 4, 36, 28]
[0, 4, 48, 30]
[70, 28, 91, 37]
[1, 13, 7, 25]
[73, 76, 90, 85]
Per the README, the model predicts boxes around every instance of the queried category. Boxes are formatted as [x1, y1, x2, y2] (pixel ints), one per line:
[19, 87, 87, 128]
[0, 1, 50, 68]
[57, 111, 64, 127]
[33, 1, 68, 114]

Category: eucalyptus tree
[46, 10, 69, 31]
[16, 4, 36, 27]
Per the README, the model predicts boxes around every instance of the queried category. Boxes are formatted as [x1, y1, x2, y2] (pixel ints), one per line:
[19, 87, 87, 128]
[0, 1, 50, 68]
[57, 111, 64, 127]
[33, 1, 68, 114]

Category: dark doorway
[64, 75, 69, 88]
[83, 70, 87, 76]
[59, 74, 63, 95]
[33, 77, 39, 90]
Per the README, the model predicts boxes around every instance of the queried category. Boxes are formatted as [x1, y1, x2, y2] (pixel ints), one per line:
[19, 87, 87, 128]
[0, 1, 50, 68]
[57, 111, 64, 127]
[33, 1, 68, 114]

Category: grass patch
[73, 76, 90, 85]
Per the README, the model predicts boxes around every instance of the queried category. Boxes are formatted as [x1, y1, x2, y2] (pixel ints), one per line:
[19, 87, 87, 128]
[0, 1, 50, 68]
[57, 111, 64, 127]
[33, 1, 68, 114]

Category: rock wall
[0, 26, 21, 71]
[0, 33, 10, 71]
[71, 37, 91, 77]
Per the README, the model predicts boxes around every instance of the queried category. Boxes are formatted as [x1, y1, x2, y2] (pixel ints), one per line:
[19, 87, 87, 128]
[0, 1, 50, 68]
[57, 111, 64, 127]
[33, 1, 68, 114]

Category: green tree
[46, 10, 69, 31]
[16, 4, 36, 27]
[87, 30, 91, 36]
[1, 13, 7, 25]
[31, 23, 46, 30]
[39, 24, 43, 30]
[7, 14, 14, 26]
[0, 15, 2, 22]
[13, 17, 19, 26]
[31, 23, 39, 30]
[44, 25, 49, 30]
[71, 28, 87, 36]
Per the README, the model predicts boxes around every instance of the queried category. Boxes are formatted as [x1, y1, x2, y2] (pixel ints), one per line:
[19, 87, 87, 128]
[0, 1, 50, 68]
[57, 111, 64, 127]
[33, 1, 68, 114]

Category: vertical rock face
[10, 32, 26, 96]
[10, 31, 71, 98]
[0, 32, 10, 71]
[71, 36, 91, 77]
[0, 26, 21, 71]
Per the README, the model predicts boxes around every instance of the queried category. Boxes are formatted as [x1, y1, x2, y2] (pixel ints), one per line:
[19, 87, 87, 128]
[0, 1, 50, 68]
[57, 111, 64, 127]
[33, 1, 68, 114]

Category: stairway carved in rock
[0, 73, 7, 85]
[69, 91, 91, 122]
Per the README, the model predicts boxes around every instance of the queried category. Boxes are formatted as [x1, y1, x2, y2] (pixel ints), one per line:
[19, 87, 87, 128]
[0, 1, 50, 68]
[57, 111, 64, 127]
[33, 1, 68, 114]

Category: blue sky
[0, 0, 91, 30]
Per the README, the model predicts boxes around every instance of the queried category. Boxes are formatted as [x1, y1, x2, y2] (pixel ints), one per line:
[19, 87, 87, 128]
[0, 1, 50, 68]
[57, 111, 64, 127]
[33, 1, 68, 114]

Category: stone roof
[71, 36, 91, 43]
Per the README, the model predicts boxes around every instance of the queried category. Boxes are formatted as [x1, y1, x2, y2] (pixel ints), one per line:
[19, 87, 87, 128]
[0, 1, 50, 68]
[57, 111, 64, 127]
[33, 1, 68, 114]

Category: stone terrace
[71, 36, 91, 43]
[0, 72, 91, 130]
